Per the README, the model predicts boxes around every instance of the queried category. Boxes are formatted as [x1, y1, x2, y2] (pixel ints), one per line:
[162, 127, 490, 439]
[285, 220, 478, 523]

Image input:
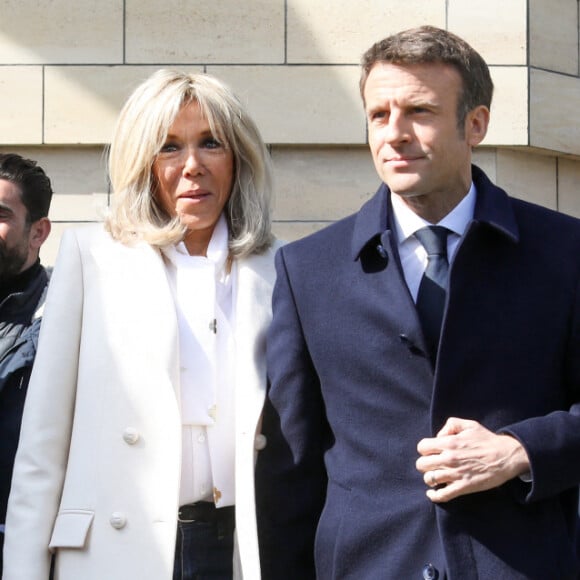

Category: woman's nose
[183, 147, 204, 175]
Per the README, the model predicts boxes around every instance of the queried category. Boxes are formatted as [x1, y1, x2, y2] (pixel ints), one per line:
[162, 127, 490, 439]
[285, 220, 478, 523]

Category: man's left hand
[416, 417, 530, 503]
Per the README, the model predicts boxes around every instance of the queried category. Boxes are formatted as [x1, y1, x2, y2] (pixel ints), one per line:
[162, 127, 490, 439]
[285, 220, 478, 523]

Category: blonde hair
[105, 69, 273, 257]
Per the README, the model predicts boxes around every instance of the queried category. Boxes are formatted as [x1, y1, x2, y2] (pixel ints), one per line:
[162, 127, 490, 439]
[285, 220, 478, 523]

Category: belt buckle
[178, 504, 197, 523]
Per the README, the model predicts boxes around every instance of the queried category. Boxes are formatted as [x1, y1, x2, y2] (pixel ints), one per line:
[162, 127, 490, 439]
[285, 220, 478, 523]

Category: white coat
[3, 225, 280, 580]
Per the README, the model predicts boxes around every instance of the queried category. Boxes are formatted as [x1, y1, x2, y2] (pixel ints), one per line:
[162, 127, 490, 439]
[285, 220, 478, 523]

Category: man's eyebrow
[0, 202, 14, 214]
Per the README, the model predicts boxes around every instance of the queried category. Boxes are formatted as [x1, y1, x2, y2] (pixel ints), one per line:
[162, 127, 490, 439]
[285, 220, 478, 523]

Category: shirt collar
[390, 182, 476, 245]
[351, 165, 519, 261]
[162, 213, 230, 274]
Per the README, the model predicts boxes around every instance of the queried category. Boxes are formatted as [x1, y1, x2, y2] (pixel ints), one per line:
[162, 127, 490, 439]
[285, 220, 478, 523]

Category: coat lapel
[233, 244, 280, 434]
[232, 243, 280, 580]
[89, 234, 180, 398]
[352, 185, 429, 358]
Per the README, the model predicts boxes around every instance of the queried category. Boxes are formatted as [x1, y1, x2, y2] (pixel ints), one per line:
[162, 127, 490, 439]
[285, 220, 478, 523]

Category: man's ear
[466, 105, 490, 147]
[29, 217, 51, 251]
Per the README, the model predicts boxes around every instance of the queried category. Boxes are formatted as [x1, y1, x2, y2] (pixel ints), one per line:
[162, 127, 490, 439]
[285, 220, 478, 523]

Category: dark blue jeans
[172, 516, 235, 580]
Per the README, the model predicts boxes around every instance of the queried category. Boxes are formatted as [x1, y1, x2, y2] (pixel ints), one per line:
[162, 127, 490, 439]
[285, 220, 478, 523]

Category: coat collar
[351, 165, 519, 261]
[470, 165, 519, 242]
[351, 182, 390, 261]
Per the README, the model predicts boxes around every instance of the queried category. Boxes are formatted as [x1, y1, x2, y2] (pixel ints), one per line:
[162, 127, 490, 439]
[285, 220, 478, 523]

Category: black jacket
[0, 261, 49, 525]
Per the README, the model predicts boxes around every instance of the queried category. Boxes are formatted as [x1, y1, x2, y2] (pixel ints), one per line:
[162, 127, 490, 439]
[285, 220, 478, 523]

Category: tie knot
[415, 226, 449, 258]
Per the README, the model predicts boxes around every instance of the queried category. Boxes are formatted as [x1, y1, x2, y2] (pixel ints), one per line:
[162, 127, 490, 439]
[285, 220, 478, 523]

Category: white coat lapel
[232, 243, 280, 580]
[89, 234, 180, 396]
[234, 247, 279, 435]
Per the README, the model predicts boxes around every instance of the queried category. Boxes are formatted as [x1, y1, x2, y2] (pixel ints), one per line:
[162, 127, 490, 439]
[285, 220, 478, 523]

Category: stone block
[44, 66, 201, 144]
[530, 0, 578, 75]
[210, 66, 365, 144]
[448, 0, 527, 64]
[49, 193, 109, 222]
[0, 146, 109, 194]
[287, 0, 445, 63]
[496, 149, 557, 209]
[125, 0, 284, 63]
[530, 69, 580, 156]
[0, 67, 42, 144]
[272, 220, 331, 243]
[558, 157, 580, 219]
[0, 0, 123, 64]
[271, 146, 378, 220]
[483, 66, 529, 146]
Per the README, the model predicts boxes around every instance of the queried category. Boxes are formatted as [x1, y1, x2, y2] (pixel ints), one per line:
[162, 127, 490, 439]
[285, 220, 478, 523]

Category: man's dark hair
[360, 25, 494, 128]
[0, 153, 53, 223]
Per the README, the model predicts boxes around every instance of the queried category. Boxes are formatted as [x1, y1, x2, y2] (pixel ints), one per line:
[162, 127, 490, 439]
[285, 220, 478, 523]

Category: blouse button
[122, 427, 140, 445]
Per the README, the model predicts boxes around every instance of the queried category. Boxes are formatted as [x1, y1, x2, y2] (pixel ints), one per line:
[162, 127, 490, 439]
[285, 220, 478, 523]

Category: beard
[0, 236, 30, 283]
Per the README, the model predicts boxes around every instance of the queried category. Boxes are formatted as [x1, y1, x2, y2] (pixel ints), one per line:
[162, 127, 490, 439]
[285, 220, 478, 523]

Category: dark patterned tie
[415, 226, 450, 363]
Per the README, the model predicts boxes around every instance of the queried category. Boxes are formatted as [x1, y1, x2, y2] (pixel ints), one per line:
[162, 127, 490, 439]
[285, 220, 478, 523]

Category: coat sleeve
[3, 229, 83, 579]
[255, 247, 329, 580]
[500, 272, 580, 502]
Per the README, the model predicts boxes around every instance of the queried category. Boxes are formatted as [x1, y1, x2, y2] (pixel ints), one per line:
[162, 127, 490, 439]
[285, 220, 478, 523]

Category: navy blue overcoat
[257, 166, 580, 579]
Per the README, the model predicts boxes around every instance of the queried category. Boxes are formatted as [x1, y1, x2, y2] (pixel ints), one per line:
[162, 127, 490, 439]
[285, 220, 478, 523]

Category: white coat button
[254, 434, 267, 450]
[122, 427, 140, 445]
[110, 512, 127, 529]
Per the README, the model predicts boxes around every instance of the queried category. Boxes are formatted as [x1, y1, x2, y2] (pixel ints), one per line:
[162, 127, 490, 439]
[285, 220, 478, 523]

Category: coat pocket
[49, 509, 95, 549]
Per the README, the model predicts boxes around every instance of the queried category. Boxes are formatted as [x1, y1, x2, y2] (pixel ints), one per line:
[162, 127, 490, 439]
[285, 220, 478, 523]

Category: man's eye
[370, 111, 386, 121]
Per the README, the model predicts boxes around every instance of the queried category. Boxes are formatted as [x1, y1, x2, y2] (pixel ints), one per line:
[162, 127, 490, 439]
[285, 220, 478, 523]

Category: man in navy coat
[256, 26, 580, 579]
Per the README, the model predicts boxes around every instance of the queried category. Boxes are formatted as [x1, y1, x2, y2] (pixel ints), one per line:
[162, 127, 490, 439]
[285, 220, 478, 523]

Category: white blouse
[162, 215, 237, 507]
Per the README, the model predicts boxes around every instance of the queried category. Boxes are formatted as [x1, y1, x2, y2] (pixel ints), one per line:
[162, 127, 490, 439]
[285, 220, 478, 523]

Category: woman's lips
[179, 190, 211, 201]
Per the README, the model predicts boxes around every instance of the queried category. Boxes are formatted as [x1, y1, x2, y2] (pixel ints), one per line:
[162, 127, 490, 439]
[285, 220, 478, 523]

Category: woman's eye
[203, 138, 222, 149]
[159, 142, 179, 154]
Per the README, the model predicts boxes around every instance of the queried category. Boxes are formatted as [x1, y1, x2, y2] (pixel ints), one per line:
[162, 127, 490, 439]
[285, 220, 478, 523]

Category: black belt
[178, 502, 235, 524]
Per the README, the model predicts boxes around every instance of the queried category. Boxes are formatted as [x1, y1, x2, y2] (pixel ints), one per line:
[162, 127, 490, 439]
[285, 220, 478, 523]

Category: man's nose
[384, 110, 410, 144]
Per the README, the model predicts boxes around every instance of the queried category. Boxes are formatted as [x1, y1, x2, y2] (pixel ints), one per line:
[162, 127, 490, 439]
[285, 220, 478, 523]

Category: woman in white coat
[3, 70, 281, 580]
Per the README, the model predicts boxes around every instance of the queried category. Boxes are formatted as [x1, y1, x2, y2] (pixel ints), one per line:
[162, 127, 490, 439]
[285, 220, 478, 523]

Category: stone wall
[0, 0, 578, 263]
